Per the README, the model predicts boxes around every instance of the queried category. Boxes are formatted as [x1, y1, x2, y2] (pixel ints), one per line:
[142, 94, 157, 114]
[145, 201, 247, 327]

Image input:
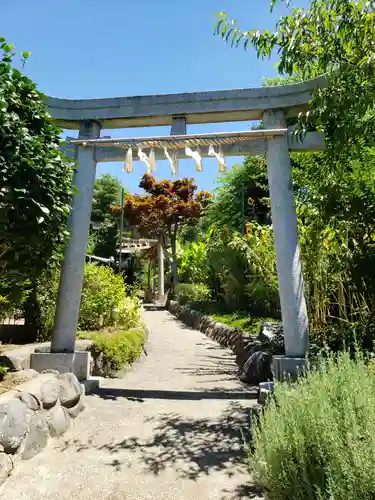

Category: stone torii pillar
[30, 120, 101, 380]
[263, 110, 309, 379]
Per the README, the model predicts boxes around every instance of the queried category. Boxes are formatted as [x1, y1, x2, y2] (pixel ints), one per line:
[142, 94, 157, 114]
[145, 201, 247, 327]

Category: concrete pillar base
[30, 352, 90, 381]
[81, 376, 102, 395]
[273, 355, 307, 382]
[258, 381, 275, 405]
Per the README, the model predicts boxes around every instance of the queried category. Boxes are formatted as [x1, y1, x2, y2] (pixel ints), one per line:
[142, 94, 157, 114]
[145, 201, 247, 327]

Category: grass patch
[0, 363, 9, 381]
[187, 300, 280, 334]
[211, 312, 277, 333]
[78, 328, 145, 377]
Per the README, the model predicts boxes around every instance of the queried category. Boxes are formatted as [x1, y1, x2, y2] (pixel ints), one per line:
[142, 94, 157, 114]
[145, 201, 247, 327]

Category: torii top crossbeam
[47, 76, 325, 130]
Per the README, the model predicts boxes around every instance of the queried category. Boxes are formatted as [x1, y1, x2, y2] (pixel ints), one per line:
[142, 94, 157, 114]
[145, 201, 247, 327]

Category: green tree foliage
[178, 226, 215, 285]
[190, 153, 277, 313]
[213, 10, 375, 342]
[205, 224, 279, 313]
[179, 240, 209, 284]
[203, 156, 270, 232]
[88, 174, 124, 259]
[261, 75, 304, 87]
[0, 39, 72, 307]
[215, 0, 375, 148]
[196, 143, 375, 337]
[293, 150, 375, 334]
[259, 75, 375, 340]
[91, 174, 122, 225]
[174, 283, 211, 305]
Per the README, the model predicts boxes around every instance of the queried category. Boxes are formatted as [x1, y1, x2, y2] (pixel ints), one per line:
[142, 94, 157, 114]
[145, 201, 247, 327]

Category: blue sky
[1, 0, 306, 193]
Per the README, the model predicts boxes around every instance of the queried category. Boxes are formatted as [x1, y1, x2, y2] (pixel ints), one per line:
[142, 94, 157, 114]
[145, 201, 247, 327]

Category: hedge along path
[1, 310, 262, 500]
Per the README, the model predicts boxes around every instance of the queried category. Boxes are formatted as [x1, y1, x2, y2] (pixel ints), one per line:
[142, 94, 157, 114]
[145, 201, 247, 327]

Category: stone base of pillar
[81, 377, 101, 395]
[272, 355, 307, 382]
[258, 381, 275, 405]
[30, 352, 90, 381]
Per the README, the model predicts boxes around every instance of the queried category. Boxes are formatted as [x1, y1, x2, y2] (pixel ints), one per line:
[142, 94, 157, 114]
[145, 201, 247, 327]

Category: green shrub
[79, 263, 126, 330]
[118, 294, 142, 330]
[175, 283, 211, 305]
[0, 363, 9, 380]
[82, 328, 145, 377]
[179, 240, 209, 284]
[310, 308, 375, 354]
[37, 263, 141, 334]
[250, 352, 375, 500]
[245, 278, 280, 316]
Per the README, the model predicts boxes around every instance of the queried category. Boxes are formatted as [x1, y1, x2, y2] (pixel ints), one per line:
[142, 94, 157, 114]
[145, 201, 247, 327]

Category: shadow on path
[220, 483, 265, 499]
[92, 387, 258, 402]
[57, 401, 257, 483]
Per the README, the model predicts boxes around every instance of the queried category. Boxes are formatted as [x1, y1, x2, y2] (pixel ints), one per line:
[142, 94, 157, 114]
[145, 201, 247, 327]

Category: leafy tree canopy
[91, 173, 123, 225]
[203, 156, 270, 232]
[261, 75, 304, 87]
[88, 174, 125, 259]
[113, 174, 211, 240]
[0, 39, 73, 289]
[215, 0, 375, 149]
[111, 173, 211, 284]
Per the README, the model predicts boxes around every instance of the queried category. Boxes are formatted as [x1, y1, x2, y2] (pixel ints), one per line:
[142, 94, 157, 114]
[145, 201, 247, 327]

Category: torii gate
[32, 77, 325, 380]
[118, 238, 164, 298]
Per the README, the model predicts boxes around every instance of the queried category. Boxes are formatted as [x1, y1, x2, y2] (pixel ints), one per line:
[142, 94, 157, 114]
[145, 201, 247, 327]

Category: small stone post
[263, 110, 309, 379]
[157, 241, 165, 300]
[152, 261, 157, 296]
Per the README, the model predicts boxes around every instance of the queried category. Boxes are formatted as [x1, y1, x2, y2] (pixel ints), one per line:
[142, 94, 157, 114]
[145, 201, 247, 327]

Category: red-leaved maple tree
[111, 173, 211, 285]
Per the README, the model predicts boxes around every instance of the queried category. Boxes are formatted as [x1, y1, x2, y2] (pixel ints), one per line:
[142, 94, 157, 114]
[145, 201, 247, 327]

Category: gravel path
[1, 310, 263, 500]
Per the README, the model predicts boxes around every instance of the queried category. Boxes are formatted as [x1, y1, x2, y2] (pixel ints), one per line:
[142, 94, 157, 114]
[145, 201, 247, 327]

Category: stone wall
[0, 370, 85, 484]
[168, 300, 257, 357]
[168, 300, 284, 383]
